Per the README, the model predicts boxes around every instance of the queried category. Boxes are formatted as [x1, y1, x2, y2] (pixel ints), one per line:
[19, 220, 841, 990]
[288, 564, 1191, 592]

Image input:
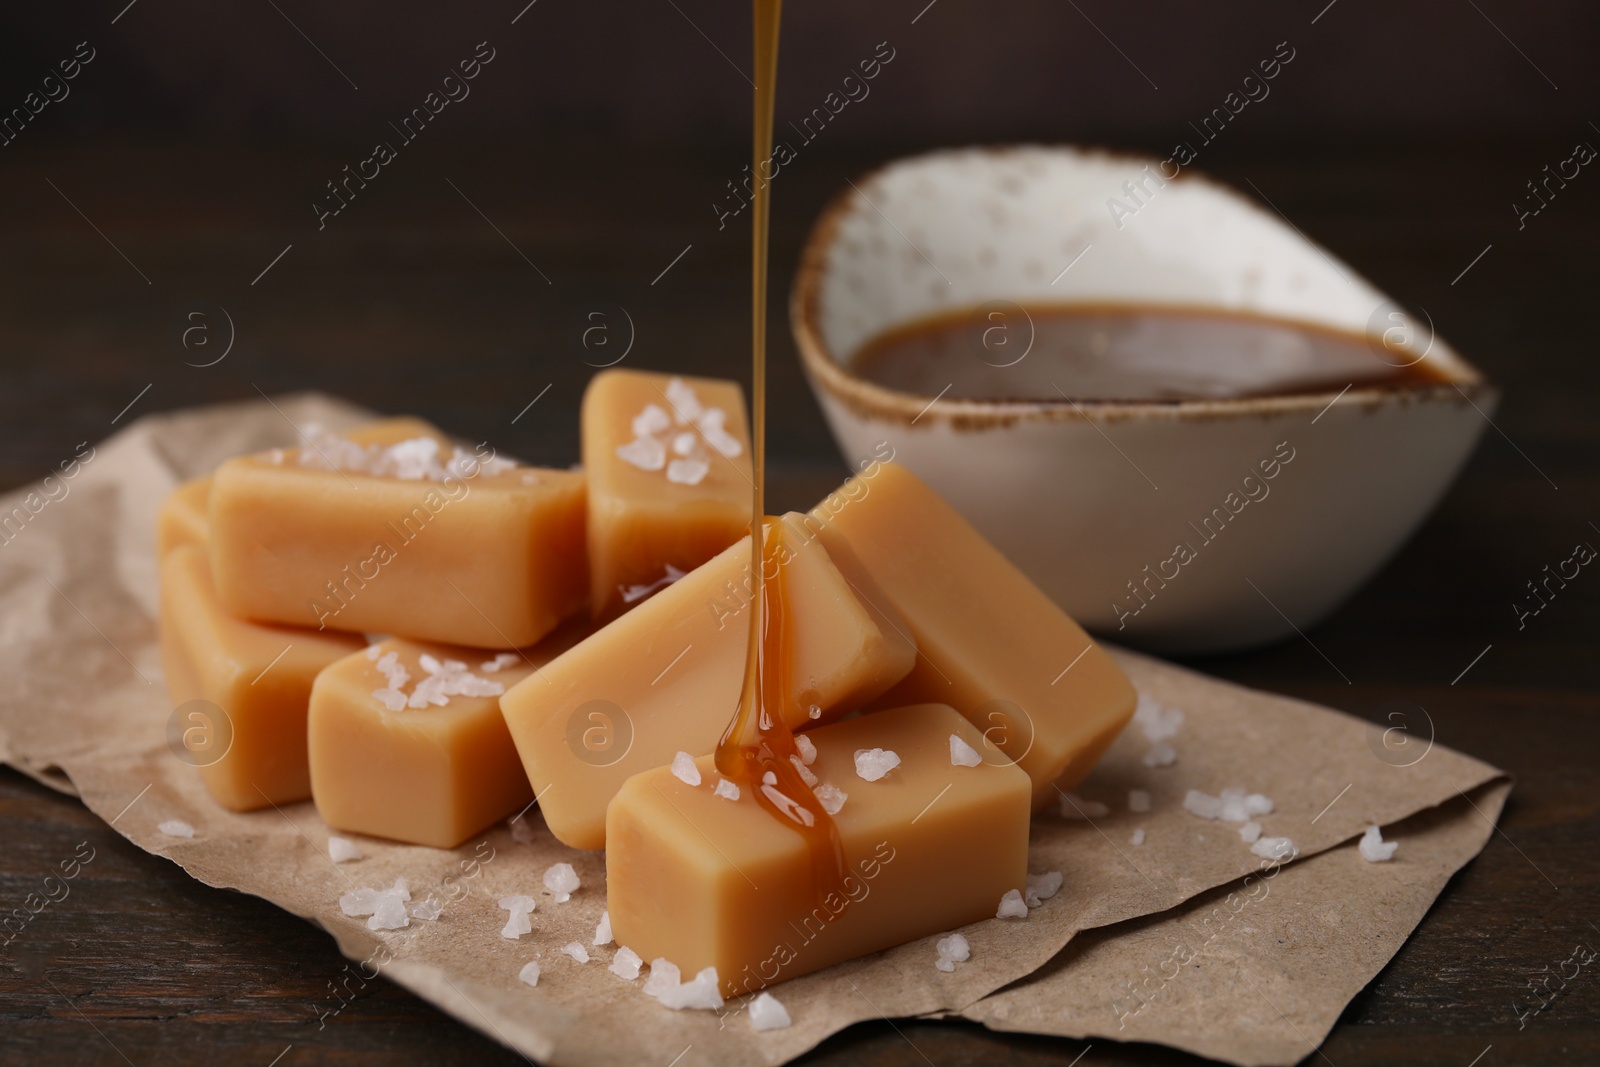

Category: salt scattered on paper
[609, 946, 644, 980]
[934, 932, 972, 972]
[499, 895, 536, 939]
[1058, 793, 1109, 819]
[1134, 693, 1185, 740]
[1359, 824, 1399, 862]
[561, 942, 590, 964]
[949, 733, 983, 767]
[1252, 836, 1300, 862]
[519, 961, 541, 988]
[509, 815, 537, 844]
[644, 961, 724, 1010]
[854, 748, 901, 782]
[996, 889, 1029, 919]
[1239, 821, 1263, 844]
[671, 751, 702, 787]
[158, 819, 195, 839]
[1142, 742, 1177, 768]
[410, 898, 442, 921]
[543, 863, 580, 903]
[1183, 789, 1224, 820]
[328, 836, 363, 863]
[594, 910, 613, 946]
[642, 958, 680, 998]
[749, 991, 792, 1030]
[1130, 828, 1146, 846]
[1024, 870, 1063, 908]
[813, 782, 847, 815]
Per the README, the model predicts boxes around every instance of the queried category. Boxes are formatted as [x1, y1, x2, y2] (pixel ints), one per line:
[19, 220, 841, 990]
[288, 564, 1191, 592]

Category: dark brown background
[2, 1, 1597, 1065]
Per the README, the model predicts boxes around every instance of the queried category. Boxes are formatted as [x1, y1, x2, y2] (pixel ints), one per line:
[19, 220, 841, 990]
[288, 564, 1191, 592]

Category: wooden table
[1, 139, 1595, 1066]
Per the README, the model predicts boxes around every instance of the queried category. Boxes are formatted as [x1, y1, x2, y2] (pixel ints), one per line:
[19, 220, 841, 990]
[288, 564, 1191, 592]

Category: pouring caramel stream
[714, 0, 847, 898]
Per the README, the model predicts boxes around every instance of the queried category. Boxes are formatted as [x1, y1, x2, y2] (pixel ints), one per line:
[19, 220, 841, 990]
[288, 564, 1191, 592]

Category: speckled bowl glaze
[793, 145, 1494, 654]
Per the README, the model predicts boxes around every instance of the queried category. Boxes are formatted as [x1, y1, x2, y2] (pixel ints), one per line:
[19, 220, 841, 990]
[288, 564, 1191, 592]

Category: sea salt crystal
[1359, 825, 1399, 862]
[642, 958, 680, 998]
[594, 911, 614, 946]
[518, 961, 541, 988]
[1218, 788, 1253, 823]
[339, 888, 379, 917]
[1024, 870, 1063, 908]
[671, 751, 702, 787]
[328, 836, 363, 863]
[996, 889, 1029, 919]
[748, 991, 791, 1030]
[795, 734, 817, 766]
[480, 652, 521, 674]
[1133, 693, 1185, 741]
[509, 815, 537, 844]
[1142, 742, 1177, 768]
[1183, 790, 1224, 820]
[650, 964, 724, 1010]
[1130, 828, 1146, 846]
[364, 879, 412, 931]
[665, 458, 710, 486]
[364, 645, 382, 661]
[808, 704, 822, 720]
[854, 748, 901, 782]
[713, 778, 741, 801]
[1128, 789, 1152, 813]
[813, 782, 847, 815]
[1252, 836, 1299, 862]
[1058, 793, 1109, 819]
[561, 942, 590, 964]
[632, 403, 672, 437]
[372, 687, 407, 711]
[664, 378, 704, 424]
[671, 432, 697, 457]
[790, 756, 819, 788]
[609, 946, 644, 980]
[697, 408, 744, 458]
[935, 932, 971, 973]
[616, 436, 667, 472]
[1239, 821, 1263, 843]
[1245, 793, 1274, 816]
[499, 895, 536, 939]
[543, 862, 580, 903]
[410, 898, 442, 921]
[949, 733, 983, 767]
[158, 819, 195, 838]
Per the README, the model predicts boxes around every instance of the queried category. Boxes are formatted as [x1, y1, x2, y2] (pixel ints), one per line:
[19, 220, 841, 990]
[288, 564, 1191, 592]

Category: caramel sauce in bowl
[792, 146, 1496, 654]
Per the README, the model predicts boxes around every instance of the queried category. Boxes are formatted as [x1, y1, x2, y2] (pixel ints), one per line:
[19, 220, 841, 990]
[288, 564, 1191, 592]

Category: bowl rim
[791, 144, 1497, 429]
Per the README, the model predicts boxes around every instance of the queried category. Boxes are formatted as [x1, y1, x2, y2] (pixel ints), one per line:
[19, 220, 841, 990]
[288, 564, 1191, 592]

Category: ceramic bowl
[792, 145, 1494, 654]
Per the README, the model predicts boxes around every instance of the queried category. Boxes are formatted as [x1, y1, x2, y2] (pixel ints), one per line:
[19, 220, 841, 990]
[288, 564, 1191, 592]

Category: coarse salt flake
[1252, 836, 1299, 863]
[518, 961, 541, 988]
[672, 751, 702, 787]
[1130, 828, 1146, 846]
[1128, 789, 1152, 813]
[610, 945, 644, 980]
[158, 819, 195, 839]
[543, 862, 580, 903]
[665, 457, 710, 486]
[632, 403, 672, 437]
[328, 836, 363, 863]
[1025, 870, 1063, 908]
[561, 941, 590, 964]
[713, 778, 741, 801]
[1239, 821, 1263, 843]
[1359, 825, 1399, 862]
[996, 889, 1029, 919]
[616, 436, 667, 472]
[1133, 693, 1185, 741]
[795, 734, 817, 766]
[1143, 742, 1177, 768]
[509, 815, 537, 844]
[1183, 789, 1225, 820]
[480, 652, 521, 673]
[748, 991, 791, 1030]
[853, 748, 901, 782]
[593, 910, 613, 946]
[410, 898, 442, 921]
[813, 782, 847, 815]
[1058, 793, 1109, 819]
[648, 962, 724, 1010]
[949, 733, 983, 767]
[499, 895, 536, 939]
[790, 755, 819, 788]
[935, 932, 971, 973]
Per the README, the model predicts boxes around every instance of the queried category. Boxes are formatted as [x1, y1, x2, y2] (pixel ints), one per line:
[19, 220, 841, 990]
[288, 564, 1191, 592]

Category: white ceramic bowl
[793, 146, 1494, 654]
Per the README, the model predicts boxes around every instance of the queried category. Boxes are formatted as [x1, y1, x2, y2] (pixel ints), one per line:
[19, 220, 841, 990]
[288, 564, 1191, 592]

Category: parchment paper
[0, 394, 1508, 1066]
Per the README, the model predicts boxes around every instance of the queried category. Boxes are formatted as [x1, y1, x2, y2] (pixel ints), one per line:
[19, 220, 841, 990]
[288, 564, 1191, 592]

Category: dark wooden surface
[1, 137, 1597, 1066]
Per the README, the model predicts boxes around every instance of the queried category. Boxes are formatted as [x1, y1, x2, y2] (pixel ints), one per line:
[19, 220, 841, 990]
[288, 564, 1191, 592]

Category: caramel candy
[500, 513, 915, 849]
[157, 476, 212, 557]
[606, 703, 1031, 995]
[308, 630, 584, 849]
[806, 462, 1136, 805]
[582, 369, 753, 619]
[155, 418, 447, 559]
[208, 422, 587, 648]
[160, 544, 365, 811]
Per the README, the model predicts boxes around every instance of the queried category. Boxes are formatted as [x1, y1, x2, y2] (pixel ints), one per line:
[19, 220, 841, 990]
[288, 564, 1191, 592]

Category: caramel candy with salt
[208, 421, 587, 648]
[582, 369, 753, 619]
[160, 544, 365, 811]
[499, 513, 915, 850]
[307, 628, 585, 849]
[157, 476, 212, 557]
[807, 462, 1136, 805]
[606, 703, 1031, 996]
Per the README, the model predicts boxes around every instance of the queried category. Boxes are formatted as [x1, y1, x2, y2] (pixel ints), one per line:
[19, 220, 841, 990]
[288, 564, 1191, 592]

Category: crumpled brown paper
[0, 394, 1508, 1066]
